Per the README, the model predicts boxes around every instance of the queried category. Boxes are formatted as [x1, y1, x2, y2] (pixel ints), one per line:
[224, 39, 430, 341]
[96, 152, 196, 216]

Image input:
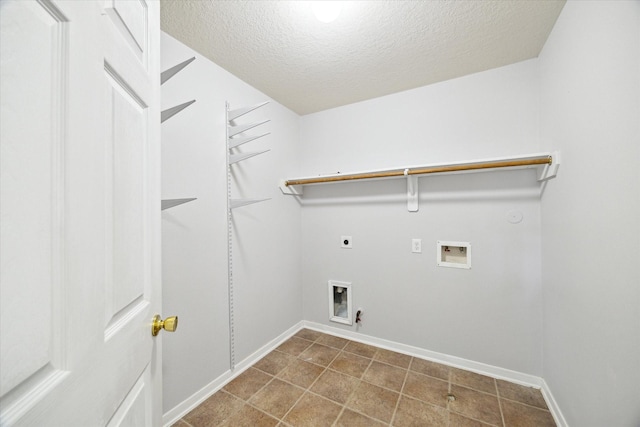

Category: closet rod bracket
[537, 151, 561, 182]
[279, 179, 303, 196]
[405, 169, 418, 212]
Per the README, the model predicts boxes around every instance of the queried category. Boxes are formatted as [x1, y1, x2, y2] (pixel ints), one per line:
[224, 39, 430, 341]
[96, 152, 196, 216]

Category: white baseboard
[162, 321, 304, 427]
[164, 320, 567, 427]
[303, 321, 568, 425]
[302, 321, 543, 388]
[540, 378, 568, 427]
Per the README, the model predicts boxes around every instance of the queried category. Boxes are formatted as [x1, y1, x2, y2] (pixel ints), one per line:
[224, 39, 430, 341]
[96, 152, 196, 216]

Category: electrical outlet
[412, 238, 422, 253]
[341, 236, 352, 249]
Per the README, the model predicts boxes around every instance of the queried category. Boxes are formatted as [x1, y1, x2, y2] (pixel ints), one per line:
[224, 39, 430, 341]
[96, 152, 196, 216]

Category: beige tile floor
[173, 329, 556, 427]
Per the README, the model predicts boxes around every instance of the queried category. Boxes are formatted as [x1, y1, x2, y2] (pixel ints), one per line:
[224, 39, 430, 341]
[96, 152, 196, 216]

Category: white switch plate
[341, 236, 353, 249]
[412, 238, 422, 253]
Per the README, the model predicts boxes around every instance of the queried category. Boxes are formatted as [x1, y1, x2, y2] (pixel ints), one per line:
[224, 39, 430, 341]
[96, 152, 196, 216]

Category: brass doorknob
[152, 315, 178, 336]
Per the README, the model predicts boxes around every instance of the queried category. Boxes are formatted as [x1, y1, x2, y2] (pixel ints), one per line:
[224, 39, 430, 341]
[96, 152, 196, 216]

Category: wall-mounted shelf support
[228, 101, 269, 122]
[161, 59, 198, 211]
[229, 149, 270, 165]
[230, 198, 271, 210]
[225, 100, 271, 371]
[228, 119, 269, 138]
[280, 152, 560, 211]
[228, 133, 270, 149]
[161, 57, 195, 85]
[161, 100, 196, 123]
[161, 198, 197, 211]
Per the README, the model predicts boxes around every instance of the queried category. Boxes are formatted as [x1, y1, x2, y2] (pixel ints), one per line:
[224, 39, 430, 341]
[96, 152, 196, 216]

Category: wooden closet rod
[284, 155, 552, 186]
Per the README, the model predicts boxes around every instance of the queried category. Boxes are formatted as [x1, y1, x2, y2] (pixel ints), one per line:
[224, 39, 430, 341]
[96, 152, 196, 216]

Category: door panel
[104, 65, 148, 329]
[104, 0, 148, 64]
[0, 0, 67, 404]
[106, 366, 150, 427]
[0, 0, 161, 425]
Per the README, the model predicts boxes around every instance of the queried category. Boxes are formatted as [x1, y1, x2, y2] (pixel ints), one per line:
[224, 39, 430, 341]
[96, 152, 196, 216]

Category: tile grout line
[243, 333, 318, 425]
[389, 356, 412, 426]
[496, 378, 507, 427]
[190, 331, 546, 427]
[447, 376, 504, 427]
[343, 345, 378, 419]
[359, 361, 411, 396]
[371, 355, 413, 371]
[236, 373, 503, 426]
[499, 396, 555, 412]
[334, 347, 401, 425]
[281, 334, 326, 421]
[243, 400, 282, 425]
[210, 386, 266, 424]
[271, 355, 372, 399]
[447, 365, 453, 425]
[240, 375, 288, 424]
[451, 382, 504, 398]
[330, 356, 362, 427]
[325, 353, 400, 425]
[339, 406, 390, 426]
[448, 410, 503, 427]
[209, 387, 279, 426]
[279, 334, 344, 425]
[330, 398, 348, 426]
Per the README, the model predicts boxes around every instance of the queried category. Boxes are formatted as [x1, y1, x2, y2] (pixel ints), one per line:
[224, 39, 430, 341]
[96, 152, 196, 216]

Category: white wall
[539, 2, 640, 425]
[161, 3, 640, 423]
[299, 59, 545, 375]
[161, 33, 302, 413]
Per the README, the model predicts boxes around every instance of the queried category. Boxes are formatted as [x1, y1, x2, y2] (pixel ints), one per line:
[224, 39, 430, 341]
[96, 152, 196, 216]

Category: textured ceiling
[160, 0, 565, 115]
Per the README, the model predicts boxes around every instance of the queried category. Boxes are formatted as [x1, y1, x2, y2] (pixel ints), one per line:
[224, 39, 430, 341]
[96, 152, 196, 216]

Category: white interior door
[0, 0, 162, 425]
